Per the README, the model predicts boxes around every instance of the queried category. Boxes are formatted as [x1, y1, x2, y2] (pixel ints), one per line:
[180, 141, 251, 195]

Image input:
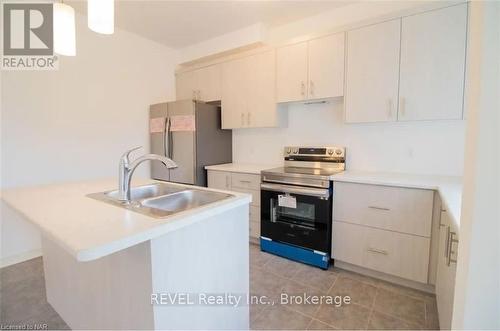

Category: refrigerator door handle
[168, 117, 173, 159]
[163, 117, 170, 157]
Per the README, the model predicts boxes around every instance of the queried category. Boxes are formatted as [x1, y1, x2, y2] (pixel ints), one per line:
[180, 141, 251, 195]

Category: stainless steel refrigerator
[149, 100, 232, 186]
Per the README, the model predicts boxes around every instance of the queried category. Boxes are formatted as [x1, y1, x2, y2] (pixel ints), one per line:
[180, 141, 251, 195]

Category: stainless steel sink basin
[104, 183, 184, 201]
[141, 190, 232, 214]
[88, 183, 233, 218]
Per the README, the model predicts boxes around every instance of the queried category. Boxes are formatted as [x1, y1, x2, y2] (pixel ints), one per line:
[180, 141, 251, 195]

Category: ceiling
[69, 1, 355, 49]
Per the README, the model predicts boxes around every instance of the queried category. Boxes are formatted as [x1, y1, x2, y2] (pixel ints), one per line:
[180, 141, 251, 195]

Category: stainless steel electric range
[260, 146, 346, 269]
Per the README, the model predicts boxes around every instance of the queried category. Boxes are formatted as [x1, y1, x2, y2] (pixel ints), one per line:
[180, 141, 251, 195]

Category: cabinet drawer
[333, 221, 430, 283]
[232, 187, 260, 207]
[334, 182, 434, 237]
[250, 219, 261, 239]
[231, 173, 261, 190]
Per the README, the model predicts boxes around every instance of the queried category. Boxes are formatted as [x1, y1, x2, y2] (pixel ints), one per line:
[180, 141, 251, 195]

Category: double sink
[88, 182, 233, 218]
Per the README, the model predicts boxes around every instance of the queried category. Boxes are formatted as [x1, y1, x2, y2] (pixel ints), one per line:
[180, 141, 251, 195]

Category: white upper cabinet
[308, 33, 345, 100]
[345, 19, 401, 123]
[196, 65, 222, 102]
[221, 50, 278, 129]
[247, 50, 277, 128]
[176, 70, 197, 100]
[276, 42, 308, 103]
[398, 4, 467, 121]
[276, 33, 345, 103]
[176, 64, 222, 102]
[221, 57, 247, 129]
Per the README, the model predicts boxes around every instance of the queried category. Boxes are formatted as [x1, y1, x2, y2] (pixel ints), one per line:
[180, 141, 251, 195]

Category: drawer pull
[447, 231, 459, 266]
[239, 180, 252, 184]
[367, 247, 389, 255]
[368, 206, 390, 211]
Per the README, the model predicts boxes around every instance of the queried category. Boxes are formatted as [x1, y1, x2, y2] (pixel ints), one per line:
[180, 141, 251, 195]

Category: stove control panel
[284, 146, 345, 158]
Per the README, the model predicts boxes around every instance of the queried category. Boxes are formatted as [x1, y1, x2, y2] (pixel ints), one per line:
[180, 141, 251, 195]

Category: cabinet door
[345, 19, 401, 123]
[435, 211, 459, 330]
[276, 42, 308, 103]
[308, 33, 345, 100]
[399, 4, 467, 121]
[247, 50, 277, 128]
[175, 70, 196, 100]
[196, 64, 222, 102]
[207, 171, 231, 190]
[221, 57, 248, 129]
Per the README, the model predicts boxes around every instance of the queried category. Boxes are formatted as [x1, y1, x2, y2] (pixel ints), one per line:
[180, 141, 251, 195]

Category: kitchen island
[1, 179, 251, 330]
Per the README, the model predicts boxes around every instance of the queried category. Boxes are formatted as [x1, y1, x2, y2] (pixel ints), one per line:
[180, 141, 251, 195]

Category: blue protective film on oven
[260, 237, 330, 270]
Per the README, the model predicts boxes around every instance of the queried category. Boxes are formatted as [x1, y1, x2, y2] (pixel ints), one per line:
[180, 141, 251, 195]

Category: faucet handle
[120, 146, 142, 164]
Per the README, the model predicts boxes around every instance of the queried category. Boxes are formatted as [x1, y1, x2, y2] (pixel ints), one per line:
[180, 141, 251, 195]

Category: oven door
[260, 183, 332, 253]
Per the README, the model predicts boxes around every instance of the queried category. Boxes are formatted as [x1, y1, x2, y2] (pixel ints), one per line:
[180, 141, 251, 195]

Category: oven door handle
[261, 183, 330, 199]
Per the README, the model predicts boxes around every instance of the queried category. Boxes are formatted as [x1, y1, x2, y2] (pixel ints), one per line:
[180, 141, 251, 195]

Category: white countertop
[1, 179, 251, 262]
[205, 163, 463, 229]
[331, 170, 463, 227]
[205, 163, 279, 175]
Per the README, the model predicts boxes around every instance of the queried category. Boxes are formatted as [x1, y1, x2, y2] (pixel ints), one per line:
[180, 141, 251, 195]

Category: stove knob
[293, 149, 299, 154]
[286, 148, 291, 155]
[335, 149, 343, 156]
[327, 149, 334, 156]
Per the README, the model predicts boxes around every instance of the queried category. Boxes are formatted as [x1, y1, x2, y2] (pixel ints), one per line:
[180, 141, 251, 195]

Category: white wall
[452, 2, 500, 329]
[233, 101, 466, 176]
[0, 14, 178, 265]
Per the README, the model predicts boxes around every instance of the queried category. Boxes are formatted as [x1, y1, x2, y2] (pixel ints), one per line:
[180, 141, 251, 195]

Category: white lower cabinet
[249, 206, 261, 239]
[334, 182, 434, 237]
[332, 181, 434, 284]
[333, 221, 430, 283]
[207, 170, 261, 240]
[435, 210, 459, 330]
[207, 171, 231, 190]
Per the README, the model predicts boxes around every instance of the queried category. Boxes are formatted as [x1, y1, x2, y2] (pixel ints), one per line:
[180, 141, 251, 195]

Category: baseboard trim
[1, 249, 42, 268]
[334, 260, 435, 294]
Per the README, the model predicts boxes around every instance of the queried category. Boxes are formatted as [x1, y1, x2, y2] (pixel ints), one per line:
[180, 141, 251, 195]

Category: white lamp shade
[53, 3, 76, 56]
[88, 0, 114, 35]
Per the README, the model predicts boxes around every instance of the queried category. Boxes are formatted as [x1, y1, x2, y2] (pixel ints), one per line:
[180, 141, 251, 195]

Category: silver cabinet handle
[368, 206, 390, 211]
[225, 175, 230, 189]
[247, 112, 251, 126]
[445, 226, 450, 258]
[367, 247, 389, 255]
[310, 80, 314, 97]
[239, 180, 252, 184]
[301, 81, 306, 97]
[447, 230, 458, 266]
[439, 209, 447, 227]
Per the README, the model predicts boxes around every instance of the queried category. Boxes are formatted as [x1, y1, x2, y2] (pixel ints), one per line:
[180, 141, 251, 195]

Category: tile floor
[0, 244, 440, 330]
[249, 243, 440, 330]
[0, 257, 69, 330]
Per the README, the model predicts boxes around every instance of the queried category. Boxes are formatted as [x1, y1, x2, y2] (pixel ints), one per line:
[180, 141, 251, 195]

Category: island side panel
[42, 237, 155, 330]
[150, 204, 250, 330]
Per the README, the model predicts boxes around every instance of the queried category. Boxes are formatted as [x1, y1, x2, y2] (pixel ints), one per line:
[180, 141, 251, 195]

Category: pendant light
[88, 0, 114, 35]
[53, 2, 76, 56]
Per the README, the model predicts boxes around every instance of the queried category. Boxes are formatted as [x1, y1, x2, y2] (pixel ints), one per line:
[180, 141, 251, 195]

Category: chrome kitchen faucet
[118, 147, 177, 202]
